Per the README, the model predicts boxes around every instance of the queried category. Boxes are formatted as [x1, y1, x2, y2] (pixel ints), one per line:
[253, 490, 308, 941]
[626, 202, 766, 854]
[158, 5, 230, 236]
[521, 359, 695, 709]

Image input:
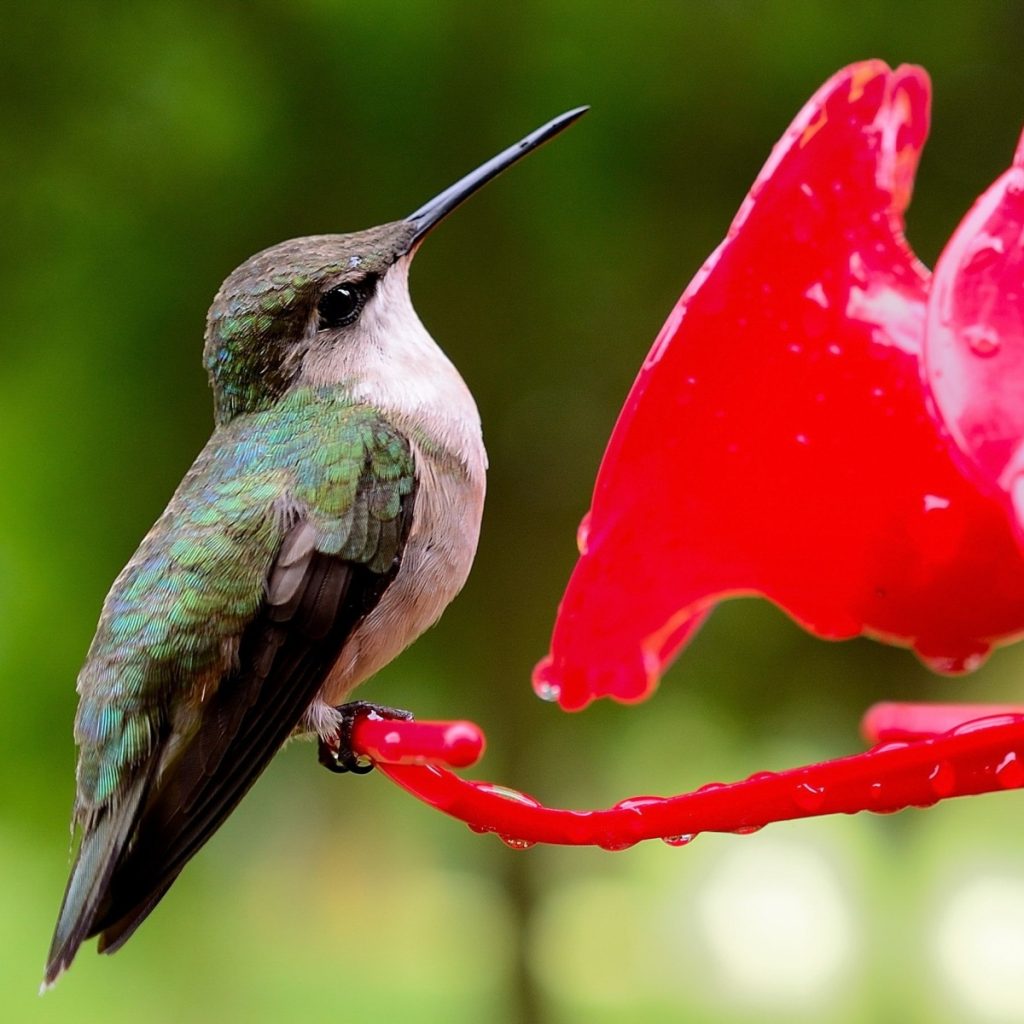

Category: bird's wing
[44, 396, 416, 986]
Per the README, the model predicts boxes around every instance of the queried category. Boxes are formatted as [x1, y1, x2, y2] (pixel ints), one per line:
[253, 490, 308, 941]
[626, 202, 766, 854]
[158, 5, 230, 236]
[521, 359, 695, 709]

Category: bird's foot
[318, 701, 414, 775]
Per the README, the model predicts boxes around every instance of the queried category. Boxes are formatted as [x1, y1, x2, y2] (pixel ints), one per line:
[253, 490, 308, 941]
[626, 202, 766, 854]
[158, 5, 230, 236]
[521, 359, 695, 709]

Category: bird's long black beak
[406, 106, 589, 247]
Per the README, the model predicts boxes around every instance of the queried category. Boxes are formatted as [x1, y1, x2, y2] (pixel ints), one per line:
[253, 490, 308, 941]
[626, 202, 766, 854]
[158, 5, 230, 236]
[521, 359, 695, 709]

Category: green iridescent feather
[73, 386, 415, 822]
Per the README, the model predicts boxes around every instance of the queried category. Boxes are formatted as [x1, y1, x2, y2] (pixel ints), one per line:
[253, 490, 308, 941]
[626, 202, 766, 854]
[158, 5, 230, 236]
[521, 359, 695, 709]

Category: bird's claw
[318, 700, 414, 775]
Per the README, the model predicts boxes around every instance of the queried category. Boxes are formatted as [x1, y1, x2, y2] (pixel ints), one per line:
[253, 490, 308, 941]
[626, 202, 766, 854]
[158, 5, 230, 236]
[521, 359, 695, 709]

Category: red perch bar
[353, 705, 1024, 847]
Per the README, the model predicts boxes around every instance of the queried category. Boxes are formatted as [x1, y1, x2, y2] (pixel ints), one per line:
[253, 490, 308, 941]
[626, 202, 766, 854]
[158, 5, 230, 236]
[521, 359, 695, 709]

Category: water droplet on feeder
[793, 782, 826, 813]
[962, 323, 1001, 358]
[576, 512, 592, 554]
[476, 783, 540, 808]
[598, 839, 637, 852]
[662, 834, 697, 848]
[996, 751, 1024, 789]
[498, 834, 536, 850]
[920, 652, 983, 674]
[928, 760, 957, 797]
[962, 233, 1004, 273]
[535, 681, 560, 702]
[531, 659, 562, 703]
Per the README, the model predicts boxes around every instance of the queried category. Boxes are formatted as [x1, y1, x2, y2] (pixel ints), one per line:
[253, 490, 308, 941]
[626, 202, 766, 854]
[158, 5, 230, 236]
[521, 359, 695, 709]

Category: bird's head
[202, 107, 588, 425]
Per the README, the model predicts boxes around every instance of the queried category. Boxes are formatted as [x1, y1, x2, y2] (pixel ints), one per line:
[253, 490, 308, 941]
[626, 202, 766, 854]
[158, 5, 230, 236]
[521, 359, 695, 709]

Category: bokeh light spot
[695, 838, 855, 1007]
[934, 874, 1024, 1022]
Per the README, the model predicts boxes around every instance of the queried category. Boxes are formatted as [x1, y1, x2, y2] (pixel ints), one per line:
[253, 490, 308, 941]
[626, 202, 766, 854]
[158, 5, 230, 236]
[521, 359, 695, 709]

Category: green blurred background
[4, 2, 1024, 1021]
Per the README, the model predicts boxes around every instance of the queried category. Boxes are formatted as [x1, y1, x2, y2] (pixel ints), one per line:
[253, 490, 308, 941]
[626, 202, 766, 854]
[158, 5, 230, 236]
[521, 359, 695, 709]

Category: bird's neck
[298, 264, 486, 481]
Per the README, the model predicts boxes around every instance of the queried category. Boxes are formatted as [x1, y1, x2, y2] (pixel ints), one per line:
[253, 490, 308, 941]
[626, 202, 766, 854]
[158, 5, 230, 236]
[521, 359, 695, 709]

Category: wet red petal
[535, 61, 1024, 711]
[925, 129, 1024, 532]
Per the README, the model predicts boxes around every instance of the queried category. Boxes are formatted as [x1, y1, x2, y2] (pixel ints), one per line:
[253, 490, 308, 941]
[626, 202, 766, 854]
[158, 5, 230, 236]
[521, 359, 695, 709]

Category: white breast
[299, 256, 487, 730]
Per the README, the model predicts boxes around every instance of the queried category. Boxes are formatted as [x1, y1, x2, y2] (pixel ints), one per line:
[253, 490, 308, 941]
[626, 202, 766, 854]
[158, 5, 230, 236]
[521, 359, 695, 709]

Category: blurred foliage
[3, 1, 1024, 1021]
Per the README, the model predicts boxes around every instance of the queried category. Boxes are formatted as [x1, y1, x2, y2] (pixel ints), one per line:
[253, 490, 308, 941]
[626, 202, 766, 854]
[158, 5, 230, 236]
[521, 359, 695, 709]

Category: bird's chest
[320, 442, 486, 702]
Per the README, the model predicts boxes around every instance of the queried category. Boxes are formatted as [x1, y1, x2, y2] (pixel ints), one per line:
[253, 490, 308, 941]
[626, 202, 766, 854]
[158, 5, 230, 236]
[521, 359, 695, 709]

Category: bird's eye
[317, 283, 365, 330]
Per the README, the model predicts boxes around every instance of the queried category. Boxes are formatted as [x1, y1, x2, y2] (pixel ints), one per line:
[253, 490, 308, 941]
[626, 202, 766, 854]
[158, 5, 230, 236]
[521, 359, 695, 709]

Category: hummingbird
[44, 106, 587, 987]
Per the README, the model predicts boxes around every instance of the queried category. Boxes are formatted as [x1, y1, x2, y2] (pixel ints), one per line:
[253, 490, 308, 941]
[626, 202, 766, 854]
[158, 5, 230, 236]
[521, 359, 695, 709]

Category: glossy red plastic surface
[350, 716, 485, 769]
[925, 130, 1024, 531]
[534, 62, 1024, 711]
[861, 701, 1024, 742]
[353, 707, 1024, 846]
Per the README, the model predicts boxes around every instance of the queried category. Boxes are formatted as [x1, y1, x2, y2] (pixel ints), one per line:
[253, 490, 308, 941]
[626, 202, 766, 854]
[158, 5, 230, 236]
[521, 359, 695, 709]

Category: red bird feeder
[352, 61, 1024, 848]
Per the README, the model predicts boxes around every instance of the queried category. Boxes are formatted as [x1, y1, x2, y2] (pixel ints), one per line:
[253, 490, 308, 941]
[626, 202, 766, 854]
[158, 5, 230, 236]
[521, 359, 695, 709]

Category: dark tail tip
[43, 772, 152, 990]
[42, 880, 94, 992]
[40, 954, 70, 993]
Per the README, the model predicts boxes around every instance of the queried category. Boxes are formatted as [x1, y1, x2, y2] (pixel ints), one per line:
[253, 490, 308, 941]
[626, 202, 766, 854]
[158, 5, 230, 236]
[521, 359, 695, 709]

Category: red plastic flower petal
[925, 130, 1024, 530]
[535, 61, 1024, 712]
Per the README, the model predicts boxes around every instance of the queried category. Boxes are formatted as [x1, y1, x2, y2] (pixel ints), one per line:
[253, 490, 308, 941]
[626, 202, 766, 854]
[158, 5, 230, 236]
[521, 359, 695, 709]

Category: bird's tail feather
[96, 873, 180, 956]
[42, 771, 150, 990]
